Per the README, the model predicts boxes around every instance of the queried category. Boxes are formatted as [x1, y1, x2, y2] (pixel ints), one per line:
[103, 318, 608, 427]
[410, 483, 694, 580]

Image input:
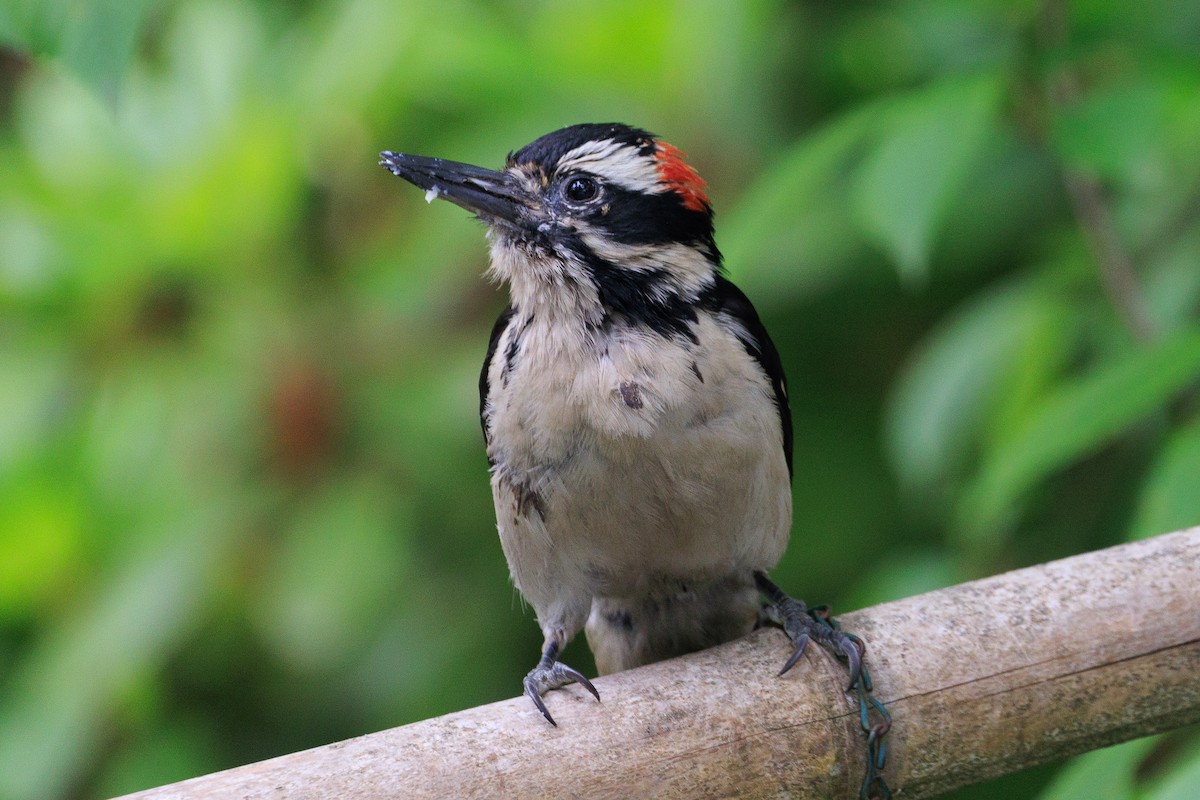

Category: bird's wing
[479, 304, 517, 450]
[710, 276, 793, 479]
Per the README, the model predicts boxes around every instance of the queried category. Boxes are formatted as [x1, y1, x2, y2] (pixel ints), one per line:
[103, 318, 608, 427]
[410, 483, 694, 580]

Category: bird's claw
[523, 659, 600, 726]
[781, 603, 864, 691]
[778, 632, 809, 676]
[757, 572, 866, 692]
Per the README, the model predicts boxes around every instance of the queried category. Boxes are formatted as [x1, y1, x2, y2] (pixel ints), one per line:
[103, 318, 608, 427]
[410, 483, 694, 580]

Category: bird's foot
[754, 572, 864, 691]
[754, 571, 891, 799]
[523, 655, 600, 727]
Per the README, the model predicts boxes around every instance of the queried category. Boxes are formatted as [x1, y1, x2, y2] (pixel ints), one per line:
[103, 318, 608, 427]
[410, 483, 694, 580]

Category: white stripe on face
[578, 233, 715, 298]
[556, 140, 661, 194]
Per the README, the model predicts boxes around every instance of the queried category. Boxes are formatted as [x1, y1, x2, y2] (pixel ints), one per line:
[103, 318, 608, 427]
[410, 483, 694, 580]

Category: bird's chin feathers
[485, 233, 605, 326]
[485, 224, 720, 338]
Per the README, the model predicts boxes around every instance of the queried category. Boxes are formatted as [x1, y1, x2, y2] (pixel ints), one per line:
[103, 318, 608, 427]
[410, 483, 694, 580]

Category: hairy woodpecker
[380, 123, 862, 725]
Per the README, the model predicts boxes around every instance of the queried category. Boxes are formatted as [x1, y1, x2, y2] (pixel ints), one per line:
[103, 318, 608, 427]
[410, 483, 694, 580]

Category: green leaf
[0, 480, 84, 619]
[0, 0, 63, 54]
[961, 328, 1200, 536]
[1051, 80, 1168, 185]
[0, 0, 156, 104]
[885, 278, 1057, 497]
[0, 509, 237, 800]
[254, 477, 411, 673]
[58, 0, 156, 103]
[0, 342, 70, 473]
[852, 72, 1004, 283]
[94, 718, 223, 798]
[721, 104, 879, 299]
[1145, 739, 1200, 800]
[1143, 228, 1200, 332]
[1130, 418, 1200, 540]
[1035, 736, 1156, 800]
[844, 548, 960, 609]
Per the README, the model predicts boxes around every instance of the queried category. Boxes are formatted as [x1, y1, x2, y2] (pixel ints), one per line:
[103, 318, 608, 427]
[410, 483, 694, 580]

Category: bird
[380, 123, 862, 725]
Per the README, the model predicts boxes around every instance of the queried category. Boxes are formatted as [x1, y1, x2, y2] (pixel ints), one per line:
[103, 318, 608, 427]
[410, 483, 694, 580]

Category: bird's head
[381, 123, 721, 333]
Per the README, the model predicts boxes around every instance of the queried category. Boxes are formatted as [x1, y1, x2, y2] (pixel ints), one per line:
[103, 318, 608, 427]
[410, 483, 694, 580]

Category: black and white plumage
[381, 123, 859, 724]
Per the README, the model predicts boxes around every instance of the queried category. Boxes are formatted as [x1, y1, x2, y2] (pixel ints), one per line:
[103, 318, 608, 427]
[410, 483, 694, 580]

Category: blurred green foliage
[1, 1, 1198, 798]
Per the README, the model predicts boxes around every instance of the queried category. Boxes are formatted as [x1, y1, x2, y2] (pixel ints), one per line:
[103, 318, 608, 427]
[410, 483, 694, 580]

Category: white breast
[484, 310, 791, 633]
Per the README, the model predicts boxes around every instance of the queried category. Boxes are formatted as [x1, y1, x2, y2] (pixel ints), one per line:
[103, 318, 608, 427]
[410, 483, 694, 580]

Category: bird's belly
[492, 405, 791, 601]
[486, 315, 790, 617]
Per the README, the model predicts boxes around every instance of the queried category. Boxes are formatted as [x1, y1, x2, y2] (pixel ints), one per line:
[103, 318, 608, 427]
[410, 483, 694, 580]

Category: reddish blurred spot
[136, 278, 195, 340]
[267, 362, 342, 473]
[0, 47, 30, 121]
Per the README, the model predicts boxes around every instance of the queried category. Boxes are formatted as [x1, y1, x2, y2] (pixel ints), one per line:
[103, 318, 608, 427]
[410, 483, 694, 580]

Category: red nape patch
[654, 142, 709, 213]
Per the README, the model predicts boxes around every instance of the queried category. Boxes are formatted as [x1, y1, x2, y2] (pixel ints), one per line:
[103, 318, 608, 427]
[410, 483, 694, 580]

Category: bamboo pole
[120, 527, 1200, 799]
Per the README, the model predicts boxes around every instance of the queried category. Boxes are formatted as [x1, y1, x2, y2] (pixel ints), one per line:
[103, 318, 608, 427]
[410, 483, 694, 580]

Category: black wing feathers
[709, 276, 794, 480]
[479, 305, 516, 449]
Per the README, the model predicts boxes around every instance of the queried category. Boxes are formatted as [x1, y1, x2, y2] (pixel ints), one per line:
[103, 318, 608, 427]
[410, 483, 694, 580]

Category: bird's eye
[564, 176, 599, 203]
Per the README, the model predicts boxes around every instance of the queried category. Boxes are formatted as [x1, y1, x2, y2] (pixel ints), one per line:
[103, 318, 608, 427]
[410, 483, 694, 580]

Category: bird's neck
[488, 240, 605, 342]
[487, 237, 722, 357]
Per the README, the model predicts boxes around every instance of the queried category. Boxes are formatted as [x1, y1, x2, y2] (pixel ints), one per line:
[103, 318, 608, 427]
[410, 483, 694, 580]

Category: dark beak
[379, 151, 534, 225]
